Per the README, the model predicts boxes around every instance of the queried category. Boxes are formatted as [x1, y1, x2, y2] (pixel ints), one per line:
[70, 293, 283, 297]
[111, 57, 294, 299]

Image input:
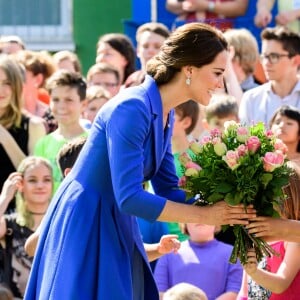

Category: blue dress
[24, 76, 187, 300]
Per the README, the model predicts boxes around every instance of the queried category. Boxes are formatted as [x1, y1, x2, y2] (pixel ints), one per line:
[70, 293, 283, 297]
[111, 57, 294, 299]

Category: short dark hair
[147, 22, 228, 85]
[46, 69, 87, 101]
[261, 26, 300, 56]
[175, 100, 199, 135]
[57, 136, 87, 175]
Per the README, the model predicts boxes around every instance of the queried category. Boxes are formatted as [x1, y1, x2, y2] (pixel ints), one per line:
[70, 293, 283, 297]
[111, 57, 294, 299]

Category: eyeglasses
[93, 82, 118, 88]
[260, 52, 293, 64]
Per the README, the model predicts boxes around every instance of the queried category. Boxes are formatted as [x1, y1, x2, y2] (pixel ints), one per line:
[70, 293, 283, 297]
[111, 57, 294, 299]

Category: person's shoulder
[241, 82, 270, 103]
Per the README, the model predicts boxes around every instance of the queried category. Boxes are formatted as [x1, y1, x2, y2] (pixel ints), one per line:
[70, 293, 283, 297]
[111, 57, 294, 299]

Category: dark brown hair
[261, 26, 300, 57]
[46, 69, 87, 101]
[175, 100, 199, 135]
[97, 33, 136, 83]
[147, 22, 228, 85]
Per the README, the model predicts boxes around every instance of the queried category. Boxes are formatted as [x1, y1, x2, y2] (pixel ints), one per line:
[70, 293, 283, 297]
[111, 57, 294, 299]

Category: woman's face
[0, 67, 13, 115]
[21, 163, 53, 205]
[187, 50, 228, 106]
[96, 42, 128, 70]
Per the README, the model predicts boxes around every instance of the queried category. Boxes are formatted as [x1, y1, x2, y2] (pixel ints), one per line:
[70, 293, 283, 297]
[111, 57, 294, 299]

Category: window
[0, 0, 74, 51]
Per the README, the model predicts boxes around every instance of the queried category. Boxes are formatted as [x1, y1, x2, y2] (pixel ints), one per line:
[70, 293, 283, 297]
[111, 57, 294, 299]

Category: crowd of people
[0, 1, 300, 299]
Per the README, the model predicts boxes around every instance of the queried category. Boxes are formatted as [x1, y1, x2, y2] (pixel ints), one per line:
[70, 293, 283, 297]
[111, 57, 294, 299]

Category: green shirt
[34, 131, 88, 192]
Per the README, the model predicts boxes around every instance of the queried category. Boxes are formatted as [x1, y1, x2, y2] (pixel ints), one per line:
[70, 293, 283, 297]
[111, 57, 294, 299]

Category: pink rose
[236, 127, 249, 143]
[237, 144, 248, 157]
[223, 150, 240, 170]
[185, 162, 202, 171]
[200, 135, 211, 145]
[210, 128, 222, 137]
[178, 176, 187, 187]
[274, 139, 288, 155]
[246, 136, 261, 153]
[263, 152, 285, 172]
[265, 129, 274, 138]
[178, 152, 192, 167]
[189, 141, 202, 154]
[211, 136, 221, 145]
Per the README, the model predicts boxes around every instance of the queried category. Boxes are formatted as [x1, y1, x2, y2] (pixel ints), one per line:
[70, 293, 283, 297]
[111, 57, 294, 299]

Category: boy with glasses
[239, 26, 300, 126]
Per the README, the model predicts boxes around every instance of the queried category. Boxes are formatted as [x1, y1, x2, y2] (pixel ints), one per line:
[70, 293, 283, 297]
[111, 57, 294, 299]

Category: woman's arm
[28, 116, 46, 154]
[244, 243, 300, 294]
[158, 200, 255, 226]
[0, 125, 26, 169]
[246, 217, 300, 243]
[0, 172, 22, 237]
[254, 0, 275, 27]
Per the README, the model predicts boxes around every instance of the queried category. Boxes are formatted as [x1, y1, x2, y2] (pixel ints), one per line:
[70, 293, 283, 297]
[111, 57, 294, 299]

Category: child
[0, 157, 53, 298]
[25, 137, 181, 260]
[83, 85, 111, 124]
[270, 105, 300, 166]
[163, 283, 208, 300]
[242, 162, 300, 300]
[154, 223, 243, 300]
[202, 93, 239, 133]
[86, 62, 120, 97]
[171, 100, 199, 241]
[34, 70, 88, 192]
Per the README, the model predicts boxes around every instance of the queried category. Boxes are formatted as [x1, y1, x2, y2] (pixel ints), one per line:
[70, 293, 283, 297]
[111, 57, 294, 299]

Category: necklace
[28, 210, 46, 215]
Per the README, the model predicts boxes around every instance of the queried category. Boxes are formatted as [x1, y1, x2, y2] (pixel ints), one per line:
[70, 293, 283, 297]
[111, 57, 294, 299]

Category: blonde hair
[86, 85, 111, 103]
[223, 28, 259, 76]
[16, 156, 53, 228]
[0, 56, 24, 128]
[163, 283, 208, 300]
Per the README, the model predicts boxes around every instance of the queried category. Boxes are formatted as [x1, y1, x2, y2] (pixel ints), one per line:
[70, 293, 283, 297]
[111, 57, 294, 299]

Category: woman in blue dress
[24, 23, 256, 300]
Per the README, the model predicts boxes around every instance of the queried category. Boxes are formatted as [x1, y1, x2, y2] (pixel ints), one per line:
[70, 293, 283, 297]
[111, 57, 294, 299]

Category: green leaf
[214, 182, 234, 193]
[261, 173, 273, 188]
[207, 193, 224, 203]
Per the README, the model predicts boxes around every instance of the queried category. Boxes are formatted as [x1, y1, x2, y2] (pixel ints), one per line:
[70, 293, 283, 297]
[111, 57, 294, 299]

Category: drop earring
[186, 77, 191, 85]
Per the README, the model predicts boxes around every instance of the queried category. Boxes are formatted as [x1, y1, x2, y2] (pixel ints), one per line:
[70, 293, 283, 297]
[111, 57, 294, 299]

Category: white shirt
[239, 80, 300, 127]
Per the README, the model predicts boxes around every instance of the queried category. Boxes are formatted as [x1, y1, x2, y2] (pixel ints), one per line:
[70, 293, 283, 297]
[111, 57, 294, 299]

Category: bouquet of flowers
[178, 121, 292, 264]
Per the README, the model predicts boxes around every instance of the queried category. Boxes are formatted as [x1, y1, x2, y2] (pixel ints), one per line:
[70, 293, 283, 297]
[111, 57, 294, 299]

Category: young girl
[0, 156, 53, 298]
[270, 105, 300, 166]
[242, 162, 300, 299]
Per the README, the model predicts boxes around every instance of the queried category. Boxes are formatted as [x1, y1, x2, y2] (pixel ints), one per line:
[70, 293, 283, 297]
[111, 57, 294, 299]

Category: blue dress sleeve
[106, 99, 167, 221]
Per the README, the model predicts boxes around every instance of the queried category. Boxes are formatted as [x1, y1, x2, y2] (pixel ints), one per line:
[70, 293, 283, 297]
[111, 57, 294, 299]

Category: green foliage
[178, 122, 292, 264]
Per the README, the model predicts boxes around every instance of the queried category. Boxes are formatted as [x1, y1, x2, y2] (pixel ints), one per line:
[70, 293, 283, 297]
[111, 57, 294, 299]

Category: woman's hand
[206, 201, 256, 226]
[246, 216, 287, 241]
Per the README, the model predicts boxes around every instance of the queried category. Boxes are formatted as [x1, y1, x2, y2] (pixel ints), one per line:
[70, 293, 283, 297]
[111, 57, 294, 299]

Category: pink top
[268, 241, 300, 300]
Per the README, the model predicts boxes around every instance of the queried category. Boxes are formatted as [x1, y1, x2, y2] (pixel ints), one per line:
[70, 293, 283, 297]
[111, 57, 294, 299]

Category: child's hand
[243, 249, 258, 275]
[157, 234, 181, 255]
[1, 172, 22, 202]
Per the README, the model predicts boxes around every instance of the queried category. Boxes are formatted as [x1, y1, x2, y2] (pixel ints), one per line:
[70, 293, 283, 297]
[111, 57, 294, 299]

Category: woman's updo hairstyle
[147, 22, 228, 85]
